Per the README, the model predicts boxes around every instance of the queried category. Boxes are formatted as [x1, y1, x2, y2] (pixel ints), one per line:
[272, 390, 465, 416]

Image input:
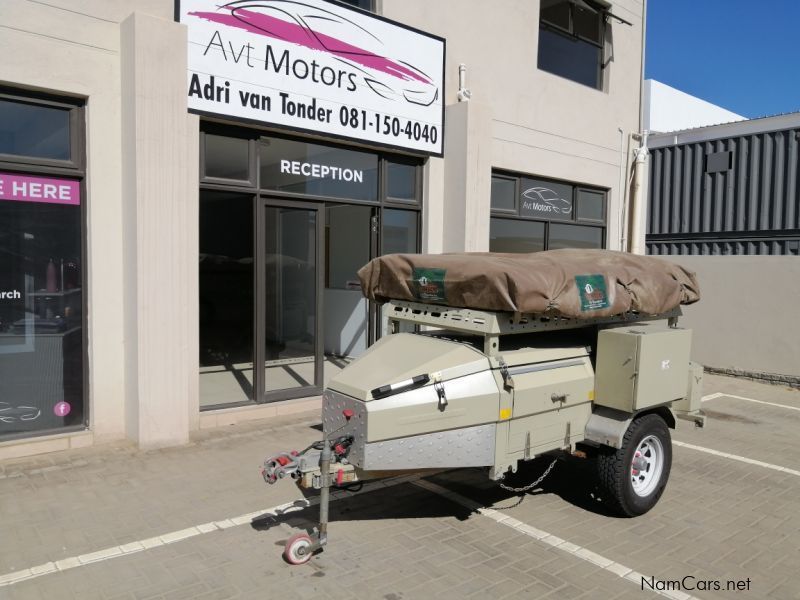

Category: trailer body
[267, 298, 705, 564]
[319, 301, 703, 483]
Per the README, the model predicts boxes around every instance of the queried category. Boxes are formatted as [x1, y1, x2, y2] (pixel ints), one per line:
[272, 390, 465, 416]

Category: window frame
[537, 0, 607, 91]
[490, 173, 519, 215]
[0, 88, 88, 442]
[329, 0, 376, 13]
[199, 124, 258, 188]
[197, 121, 423, 410]
[490, 171, 607, 252]
[0, 87, 85, 173]
[575, 186, 607, 224]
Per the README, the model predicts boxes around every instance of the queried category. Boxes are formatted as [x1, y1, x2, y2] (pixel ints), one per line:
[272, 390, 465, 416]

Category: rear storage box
[594, 327, 692, 412]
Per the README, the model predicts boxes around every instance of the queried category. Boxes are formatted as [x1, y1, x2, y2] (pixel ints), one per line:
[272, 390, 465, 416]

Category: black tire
[596, 413, 672, 517]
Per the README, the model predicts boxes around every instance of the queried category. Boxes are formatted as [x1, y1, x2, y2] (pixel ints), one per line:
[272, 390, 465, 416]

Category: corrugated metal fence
[646, 126, 800, 255]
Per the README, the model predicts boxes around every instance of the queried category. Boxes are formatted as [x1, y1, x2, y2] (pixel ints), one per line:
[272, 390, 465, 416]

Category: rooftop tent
[358, 249, 700, 319]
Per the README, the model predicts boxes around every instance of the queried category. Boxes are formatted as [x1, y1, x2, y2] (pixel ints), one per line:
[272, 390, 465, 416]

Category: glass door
[257, 200, 323, 401]
[372, 208, 419, 340]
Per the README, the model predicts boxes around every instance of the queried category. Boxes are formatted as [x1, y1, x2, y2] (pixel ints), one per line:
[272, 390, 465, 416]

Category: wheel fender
[584, 406, 633, 449]
[636, 406, 676, 430]
[586, 406, 676, 450]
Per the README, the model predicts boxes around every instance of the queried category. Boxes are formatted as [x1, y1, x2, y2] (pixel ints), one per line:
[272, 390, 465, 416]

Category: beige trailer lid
[328, 333, 489, 401]
[358, 249, 700, 319]
[488, 345, 590, 369]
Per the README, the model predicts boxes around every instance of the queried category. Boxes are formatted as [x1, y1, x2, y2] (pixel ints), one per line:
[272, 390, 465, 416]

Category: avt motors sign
[178, 0, 445, 155]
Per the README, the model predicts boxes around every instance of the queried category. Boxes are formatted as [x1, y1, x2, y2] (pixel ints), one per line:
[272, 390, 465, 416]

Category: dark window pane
[574, 4, 602, 44]
[0, 184, 84, 436]
[326, 204, 372, 290]
[337, 0, 373, 10]
[0, 100, 71, 160]
[577, 189, 605, 220]
[264, 207, 318, 392]
[490, 218, 545, 253]
[386, 161, 416, 201]
[199, 190, 254, 407]
[538, 27, 601, 89]
[540, 0, 570, 30]
[324, 204, 371, 359]
[380, 209, 418, 337]
[260, 137, 378, 201]
[382, 209, 418, 255]
[549, 223, 603, 249]
[491, 176, 516, 211]
[204, 134, 250, 180]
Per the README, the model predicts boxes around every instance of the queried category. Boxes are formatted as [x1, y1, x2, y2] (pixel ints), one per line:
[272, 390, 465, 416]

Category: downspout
[629, 0, 648, 254]
[629, 135, 648, 254]
[618, 127, 626, 251]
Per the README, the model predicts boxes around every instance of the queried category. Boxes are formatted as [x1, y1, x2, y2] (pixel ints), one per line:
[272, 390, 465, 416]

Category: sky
[645, 0, 800, 119]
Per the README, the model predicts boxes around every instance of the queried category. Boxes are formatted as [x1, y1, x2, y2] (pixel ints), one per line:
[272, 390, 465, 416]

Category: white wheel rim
[288, 538, 312, 562]
[630, 434, 664, 498]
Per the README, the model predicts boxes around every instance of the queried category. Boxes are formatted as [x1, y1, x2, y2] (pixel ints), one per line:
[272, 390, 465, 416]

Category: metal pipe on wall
[629, 134, 649, 254]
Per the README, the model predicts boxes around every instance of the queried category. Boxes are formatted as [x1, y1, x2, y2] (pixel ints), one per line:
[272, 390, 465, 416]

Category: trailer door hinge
[498, 357, 514, 390]
[433, 373, 447, 412]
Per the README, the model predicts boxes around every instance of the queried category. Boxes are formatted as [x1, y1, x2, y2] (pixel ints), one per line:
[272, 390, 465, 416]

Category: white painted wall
[643, 79, 745, 134]
[0, 0, 645, 456]
[0, 0, 130, 445]
[664, 256, 800, 380]
[383, 0, 646, 253]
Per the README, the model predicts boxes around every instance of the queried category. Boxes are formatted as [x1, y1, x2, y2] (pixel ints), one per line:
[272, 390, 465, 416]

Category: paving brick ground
[1, 374, 798, 600]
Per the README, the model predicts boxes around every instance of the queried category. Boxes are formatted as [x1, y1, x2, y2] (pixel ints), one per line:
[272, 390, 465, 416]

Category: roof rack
[387, 300, 682, 355]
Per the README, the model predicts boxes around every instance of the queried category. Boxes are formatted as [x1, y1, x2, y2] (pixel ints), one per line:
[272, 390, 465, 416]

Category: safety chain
[498, 457, 558, 493]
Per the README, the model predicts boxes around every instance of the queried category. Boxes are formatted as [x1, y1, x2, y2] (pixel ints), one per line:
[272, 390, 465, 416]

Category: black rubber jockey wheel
[596, 413, 672, 517]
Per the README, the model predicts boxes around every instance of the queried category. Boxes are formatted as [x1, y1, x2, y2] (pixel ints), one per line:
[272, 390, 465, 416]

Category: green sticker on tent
[413, 268, 447, 302]
[575, 274, 609, 311]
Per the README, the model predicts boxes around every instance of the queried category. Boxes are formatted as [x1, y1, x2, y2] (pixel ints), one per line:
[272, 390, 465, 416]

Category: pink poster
[0, 171, 80, 206]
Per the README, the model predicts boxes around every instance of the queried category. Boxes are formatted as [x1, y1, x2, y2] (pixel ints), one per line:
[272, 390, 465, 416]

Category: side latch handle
[498, 357, 514, 390]
[433, 373, 447, 412]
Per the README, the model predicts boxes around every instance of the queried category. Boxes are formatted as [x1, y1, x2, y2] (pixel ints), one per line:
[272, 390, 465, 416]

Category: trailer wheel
[596, 413, 672, 517]
[283, 532, 314, 565]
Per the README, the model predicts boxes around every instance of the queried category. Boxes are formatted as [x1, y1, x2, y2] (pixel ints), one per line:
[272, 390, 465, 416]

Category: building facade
[0, 0, 645, 458]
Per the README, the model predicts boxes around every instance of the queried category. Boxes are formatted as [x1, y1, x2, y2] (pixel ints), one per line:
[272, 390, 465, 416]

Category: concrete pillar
[422, 156, 444, 254]
[442, 101, 492, 252]
[121, 13, 198, 448]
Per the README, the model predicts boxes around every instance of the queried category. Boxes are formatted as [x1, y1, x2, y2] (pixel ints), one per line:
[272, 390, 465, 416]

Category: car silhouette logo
[521, 187, 573, 215]
[0, 402, 41, 423]
[190, 1, 440, 106]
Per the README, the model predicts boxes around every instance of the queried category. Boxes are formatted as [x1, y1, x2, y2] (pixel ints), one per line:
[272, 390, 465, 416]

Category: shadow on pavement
[428, 455, 622, 519]
[250, 479, 474, 534]
[251, 453, 622, 540]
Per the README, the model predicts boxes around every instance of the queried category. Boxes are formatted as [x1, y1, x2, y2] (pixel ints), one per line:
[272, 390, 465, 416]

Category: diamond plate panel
[321, 389, 368, 467]
[362, 424, 496, 470]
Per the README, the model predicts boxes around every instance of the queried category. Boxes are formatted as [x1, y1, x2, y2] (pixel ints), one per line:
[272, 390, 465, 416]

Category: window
[334, 0, 374, 11]
[259, 137, 379, 202]
[489, 172, 606, 253]
[0, 90, 86, 440]
[538, 0, 605, 89]
[198, 127, 421, 408]
[203, 134, 252, 182]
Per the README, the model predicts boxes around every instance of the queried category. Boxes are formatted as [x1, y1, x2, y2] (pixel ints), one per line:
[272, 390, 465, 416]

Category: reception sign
[177, 0, 445, 155]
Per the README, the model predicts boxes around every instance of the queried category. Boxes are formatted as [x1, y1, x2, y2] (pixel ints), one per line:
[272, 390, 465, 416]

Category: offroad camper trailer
[262, 249, 705, 564]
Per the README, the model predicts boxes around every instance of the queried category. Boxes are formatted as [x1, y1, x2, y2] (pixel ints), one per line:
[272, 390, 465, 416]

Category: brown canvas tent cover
[358, 249, 700, 319]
